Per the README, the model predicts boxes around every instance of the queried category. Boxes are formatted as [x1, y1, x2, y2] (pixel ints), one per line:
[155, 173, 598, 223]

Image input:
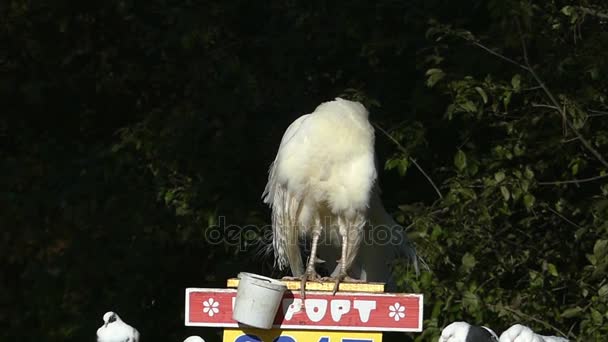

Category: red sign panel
[185, 288, 423, 332]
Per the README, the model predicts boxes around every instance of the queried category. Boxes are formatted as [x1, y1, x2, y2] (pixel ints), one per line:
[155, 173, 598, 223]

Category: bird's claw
[332, 275, 344, 295]
[331, 274, 362, 295]
[343, 276, 364, 282]
[300, 269, 322, 299]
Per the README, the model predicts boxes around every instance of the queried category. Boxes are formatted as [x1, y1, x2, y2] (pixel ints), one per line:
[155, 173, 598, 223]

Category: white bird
[183, 336, 206, 342]
[499, 324, 568, 342]
[96, 311, 140, 342]
[319, 184, 417, 287]
[438, 322, 498, 342]
[439, 321, 498, 342]
[262, 98, 418, 295]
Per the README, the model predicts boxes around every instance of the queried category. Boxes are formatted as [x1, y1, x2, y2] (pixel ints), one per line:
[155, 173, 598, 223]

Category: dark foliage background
[2, 0, 607, 341]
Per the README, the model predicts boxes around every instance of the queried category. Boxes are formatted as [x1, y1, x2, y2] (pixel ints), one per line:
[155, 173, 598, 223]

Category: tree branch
[588, 109, 608, 117]
[466, 22, 608, 168]
[579, 6, 608, 20]
[409, 157, 443, 199]
[469, 41, 530, 71]
[515, 21, 608, 168]
[544, 206, 584, 230]
[373, 123, 444, 199]
[516, 23, 568, 135]
[531, 103, 559, 110]
[500, 305, 571, 339]
[538, 174, 608, 185]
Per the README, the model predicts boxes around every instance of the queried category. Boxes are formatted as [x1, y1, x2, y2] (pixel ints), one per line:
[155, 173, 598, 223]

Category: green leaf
[520, 180, 529, 192]
[454, 150, 467, 171]
[524, 167, 534, 180]
[462, 291, 480, 311]
[513, 145, 524, 156]
[430, 224, 443, 240]
[593, 240, 608, 259]
[445, 103, 457, 120]
[598, 284, 608, 297]
[511, 74, 522, 91]
[460, 101, 477, 113]
[397, 158, 409, 176]
[426, 68, 445, 87]
[561, 306, 583, 318]
[588, 67, 600, 80]
[461, 253, 477, 272]
[529, 270, 544, 287]
[523, 194, 535, 209]
[494, 171, 505, 183]
[547, 263, 558, 277]
[468, 161, 479, 176]
[503, 91, 512, 108]
[385, 158, 401, 171]
[571, 162, 579, 175]
[500, 186, 510, 201]
[591, 309, 604, 325]
[475, 86, 488, 104]
[561, 5, 574, 16]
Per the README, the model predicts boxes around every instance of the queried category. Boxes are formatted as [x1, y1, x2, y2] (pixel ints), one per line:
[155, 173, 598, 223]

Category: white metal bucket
[232, 272, 287, 329]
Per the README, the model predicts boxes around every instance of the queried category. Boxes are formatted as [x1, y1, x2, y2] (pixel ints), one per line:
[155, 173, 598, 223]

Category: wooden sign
[222, 328, 382, 342]
[226, 279, 385, 293]
[185, 288, 423, 332]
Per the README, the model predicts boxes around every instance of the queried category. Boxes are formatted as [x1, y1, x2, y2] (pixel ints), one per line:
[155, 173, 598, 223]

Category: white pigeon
[263, 98, 418, 295]
[183, 336, 206, 342]
[499, 324, 568, 342]
[96, 311, 140, 342]
[439, 321, 498, 342]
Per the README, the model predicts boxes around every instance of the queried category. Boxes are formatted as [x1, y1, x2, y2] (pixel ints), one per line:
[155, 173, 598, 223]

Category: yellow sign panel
[223, 328, 382, 342]
[226, 279, 385, 293]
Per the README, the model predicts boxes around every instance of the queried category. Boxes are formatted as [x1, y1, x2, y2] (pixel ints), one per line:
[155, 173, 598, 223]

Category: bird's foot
[300, 269, 322, 299]
[281, 276, 301, 281]
[332, 274, 361, 295]
[332, 275, 344, 295]
[343, 276, 364, 282]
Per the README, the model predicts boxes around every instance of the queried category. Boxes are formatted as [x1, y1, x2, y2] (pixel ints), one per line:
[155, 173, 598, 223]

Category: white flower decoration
[388, 302, 406, 321]
[203, 298, 220, 317]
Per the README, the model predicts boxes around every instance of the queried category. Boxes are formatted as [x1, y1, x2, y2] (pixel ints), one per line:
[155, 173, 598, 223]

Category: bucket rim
[237, 272, 287, 290]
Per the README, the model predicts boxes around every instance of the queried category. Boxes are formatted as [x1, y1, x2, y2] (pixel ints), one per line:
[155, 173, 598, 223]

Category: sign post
[185, 279, 423, 342]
